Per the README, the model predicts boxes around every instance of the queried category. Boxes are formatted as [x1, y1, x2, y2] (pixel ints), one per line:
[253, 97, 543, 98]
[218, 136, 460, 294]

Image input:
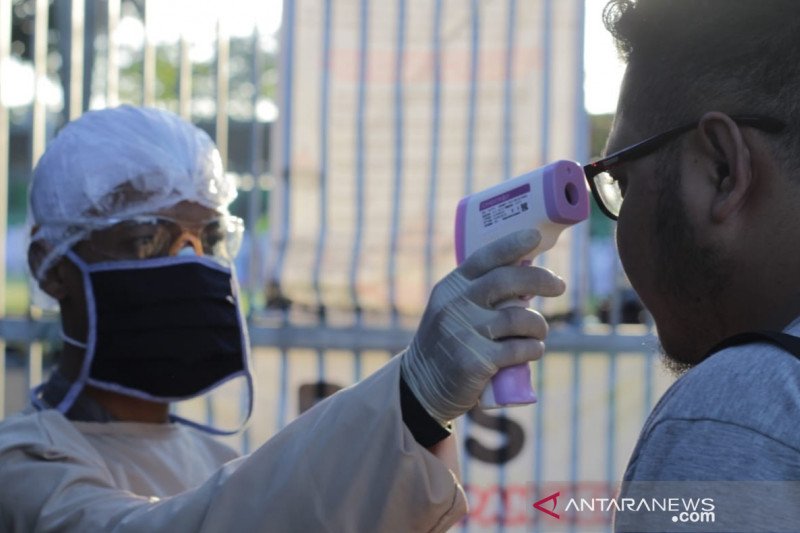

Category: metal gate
[0, 1, 666, 531]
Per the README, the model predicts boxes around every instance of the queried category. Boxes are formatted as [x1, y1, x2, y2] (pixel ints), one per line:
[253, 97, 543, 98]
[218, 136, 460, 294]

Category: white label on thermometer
[479, 184, 532, 230]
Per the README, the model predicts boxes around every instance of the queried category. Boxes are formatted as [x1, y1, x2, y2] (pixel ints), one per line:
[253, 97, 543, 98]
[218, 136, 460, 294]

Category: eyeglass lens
[592, 172, 623, 218]
[89, 217, 243, 260]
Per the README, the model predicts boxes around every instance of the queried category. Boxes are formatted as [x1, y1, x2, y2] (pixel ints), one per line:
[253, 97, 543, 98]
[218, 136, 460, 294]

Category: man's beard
[659, 343, 694, 377]
[651, 168, 732, 376]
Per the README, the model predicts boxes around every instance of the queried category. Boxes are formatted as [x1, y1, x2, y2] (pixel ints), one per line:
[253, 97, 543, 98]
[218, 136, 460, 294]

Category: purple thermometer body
[454, 160, 589, 408]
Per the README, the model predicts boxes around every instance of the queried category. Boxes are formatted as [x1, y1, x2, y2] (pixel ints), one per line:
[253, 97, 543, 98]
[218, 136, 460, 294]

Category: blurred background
[0, 0, 668, 531]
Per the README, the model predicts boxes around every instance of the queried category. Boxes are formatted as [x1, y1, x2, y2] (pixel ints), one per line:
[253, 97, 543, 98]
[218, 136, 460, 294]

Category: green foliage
[116, 37, 277, 111]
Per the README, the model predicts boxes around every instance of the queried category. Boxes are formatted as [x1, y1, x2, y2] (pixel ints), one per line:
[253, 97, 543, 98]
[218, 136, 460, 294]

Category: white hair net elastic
[28, 105, 237, 281]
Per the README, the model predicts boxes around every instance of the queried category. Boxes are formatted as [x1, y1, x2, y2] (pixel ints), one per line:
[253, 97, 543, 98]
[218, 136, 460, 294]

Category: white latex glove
[400, 229, 566, 424]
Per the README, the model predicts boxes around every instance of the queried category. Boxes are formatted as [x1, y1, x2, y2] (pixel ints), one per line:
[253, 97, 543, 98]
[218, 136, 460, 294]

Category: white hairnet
[28, 105, 237, 281]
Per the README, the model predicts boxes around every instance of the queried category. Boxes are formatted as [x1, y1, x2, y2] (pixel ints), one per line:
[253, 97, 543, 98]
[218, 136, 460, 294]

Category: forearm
[0, 358, 466, 532]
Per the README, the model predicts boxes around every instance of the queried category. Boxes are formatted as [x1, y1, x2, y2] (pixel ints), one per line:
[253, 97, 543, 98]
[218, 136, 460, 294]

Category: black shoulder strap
[708, 330, 800, 359]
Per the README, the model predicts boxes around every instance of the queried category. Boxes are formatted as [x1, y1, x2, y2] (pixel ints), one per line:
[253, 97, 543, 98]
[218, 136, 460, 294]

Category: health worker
[0, 106, 561, 532]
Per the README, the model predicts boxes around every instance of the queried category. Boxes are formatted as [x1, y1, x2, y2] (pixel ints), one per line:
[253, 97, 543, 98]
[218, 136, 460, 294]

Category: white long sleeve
[0, 356, 467, 532]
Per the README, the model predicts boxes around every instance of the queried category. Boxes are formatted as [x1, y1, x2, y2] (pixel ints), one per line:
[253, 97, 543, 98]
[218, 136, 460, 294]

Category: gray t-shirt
[615, 319, 800, 532]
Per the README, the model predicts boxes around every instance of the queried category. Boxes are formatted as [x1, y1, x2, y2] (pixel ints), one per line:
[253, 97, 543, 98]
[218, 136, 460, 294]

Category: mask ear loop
[61, 329, 88, 348]
[29, 327, 88, 410]
[167, 371, 254, 436]
[50, 251, 99, 415]
[30, 328, 88, 410]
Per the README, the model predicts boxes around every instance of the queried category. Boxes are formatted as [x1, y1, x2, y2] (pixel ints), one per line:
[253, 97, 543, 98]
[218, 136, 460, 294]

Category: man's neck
[83, 386, 170, 424]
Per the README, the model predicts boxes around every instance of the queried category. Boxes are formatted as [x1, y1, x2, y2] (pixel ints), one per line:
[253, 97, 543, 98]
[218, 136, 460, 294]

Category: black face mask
[32, 252, 254, 435]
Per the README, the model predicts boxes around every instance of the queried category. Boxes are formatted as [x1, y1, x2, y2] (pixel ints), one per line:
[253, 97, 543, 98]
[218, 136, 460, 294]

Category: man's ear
[28, 241, 68, 300]
[696, 111, 753, 222]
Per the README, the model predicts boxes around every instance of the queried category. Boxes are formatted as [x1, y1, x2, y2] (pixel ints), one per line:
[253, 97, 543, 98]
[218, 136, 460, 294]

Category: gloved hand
[400, 229, 566, 424]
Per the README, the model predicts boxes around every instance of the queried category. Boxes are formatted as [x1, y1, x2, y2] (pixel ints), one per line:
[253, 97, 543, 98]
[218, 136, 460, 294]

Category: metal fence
[0, 1, 668, 531]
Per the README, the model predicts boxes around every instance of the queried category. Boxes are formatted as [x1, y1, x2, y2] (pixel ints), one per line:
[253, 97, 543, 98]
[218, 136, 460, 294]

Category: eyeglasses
[583, 115, 787, 221]
[80, 214, 245, 261]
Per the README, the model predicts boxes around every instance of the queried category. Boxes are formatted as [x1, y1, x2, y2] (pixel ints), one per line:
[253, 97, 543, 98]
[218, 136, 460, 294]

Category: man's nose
[168, 231, 204, 256]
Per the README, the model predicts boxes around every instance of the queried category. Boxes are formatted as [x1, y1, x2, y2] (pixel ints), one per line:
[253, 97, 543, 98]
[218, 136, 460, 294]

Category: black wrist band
[399, 375, 452, 447]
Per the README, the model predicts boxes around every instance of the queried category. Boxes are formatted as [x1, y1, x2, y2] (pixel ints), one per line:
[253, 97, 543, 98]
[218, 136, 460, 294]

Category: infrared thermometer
[454, 160, 590, 409]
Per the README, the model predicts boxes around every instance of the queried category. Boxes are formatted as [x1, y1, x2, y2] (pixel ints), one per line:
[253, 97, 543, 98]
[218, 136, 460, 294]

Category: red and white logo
[532, 491, 560, 519]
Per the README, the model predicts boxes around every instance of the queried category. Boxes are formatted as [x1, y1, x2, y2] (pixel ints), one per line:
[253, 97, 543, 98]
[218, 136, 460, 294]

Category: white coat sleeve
[0, 355, 468, 532]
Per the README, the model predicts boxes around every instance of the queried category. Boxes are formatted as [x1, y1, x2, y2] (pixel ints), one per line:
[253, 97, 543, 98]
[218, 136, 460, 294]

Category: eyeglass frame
[583, 115, 788, 221]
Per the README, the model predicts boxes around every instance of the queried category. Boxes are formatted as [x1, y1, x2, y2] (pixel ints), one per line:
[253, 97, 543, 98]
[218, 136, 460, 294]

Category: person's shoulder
[0, 408, 67, 445]
[0, 408, 97, 459]
[645, 339, 800, 444]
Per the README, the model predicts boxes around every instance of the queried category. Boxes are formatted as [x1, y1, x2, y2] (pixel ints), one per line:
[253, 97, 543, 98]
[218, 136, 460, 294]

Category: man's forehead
[603, 111, 644, 158]
[155, 200, 221, 221]
[603, 67, 649, 157]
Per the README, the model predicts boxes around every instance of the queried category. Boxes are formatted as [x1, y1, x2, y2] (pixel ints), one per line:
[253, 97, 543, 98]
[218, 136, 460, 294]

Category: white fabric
[401, 229, 560, 423]
[0, 356, 467, 532]
[28, 105, 237, 281]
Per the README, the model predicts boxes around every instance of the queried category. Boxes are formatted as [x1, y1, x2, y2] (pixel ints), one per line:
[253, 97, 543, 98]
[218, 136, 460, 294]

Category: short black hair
[603, 0, 800, 170]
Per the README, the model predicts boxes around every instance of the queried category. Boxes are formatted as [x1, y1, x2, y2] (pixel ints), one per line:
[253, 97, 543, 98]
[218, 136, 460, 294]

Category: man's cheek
[615, 215, 659, 313]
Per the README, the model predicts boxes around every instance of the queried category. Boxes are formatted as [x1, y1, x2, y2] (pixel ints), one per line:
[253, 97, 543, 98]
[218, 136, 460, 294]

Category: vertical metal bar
[81, 0, 95, 113]
[460, 7, 479, 525]
[106, 0, 120, 107]
[423, 0, 443, 294]
[271, 0, 296, 318]
[316, 348, 325, 402]
[28, 0, 48, 392]
[461, 7, 479, 526]
[570, 220, 589, 326]
[0, 0, 11, 418]
[353, 350, 362, 383]
[247, 28, 264, 303]
[498, 399, 508, 533]
[32, 0, 48, 165]
[610, 255, 622, 329]
[216, 15, 230, 167]
[534, 0, 553, 349]
[572, 0, 589, 162]
[533, 5, 550, 521]
[464, 0, 479, 197]
[569, 0, 589, 324]
[204, 394, 215, 428]
[178, 20, 192, 120]
[278, 349, 288, 429]
[69, 0, 85, 120]
[571, 238, 590, 318]
[606, 352, 618, 490]
[238, 30, 264, 454]
[499, 8, 518, 524]
[540, 0, 553, 164]
[210, 9, 231, 434]
[533, 351, 545, 532]
[313, 0, 333, 316]
[142, 0, 155, 106]
[26, 335, 43, 390]
[501, 0, 516, 181]
[569, 352, 581, 533]
[349, 0, 369, 321]
[460, 416, 473, 533]
[239, 378, 251, 454]
[387, 0, 405, 326]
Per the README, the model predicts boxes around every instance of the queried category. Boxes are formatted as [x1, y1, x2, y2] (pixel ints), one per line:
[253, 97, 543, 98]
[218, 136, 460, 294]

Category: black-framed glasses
[583, 115, 787, 221]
